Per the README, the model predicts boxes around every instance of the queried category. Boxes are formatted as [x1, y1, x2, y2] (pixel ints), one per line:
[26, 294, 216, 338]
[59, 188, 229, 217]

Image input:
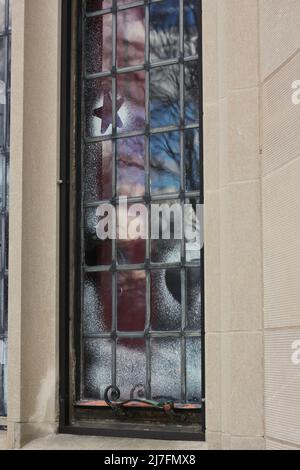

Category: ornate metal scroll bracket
[104, 385, 189, 421]
[104, 385, 187, 422]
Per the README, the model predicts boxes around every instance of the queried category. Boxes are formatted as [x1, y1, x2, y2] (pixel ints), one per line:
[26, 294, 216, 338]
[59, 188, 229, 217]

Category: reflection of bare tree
[185, 129, 200, 191]
[151, 132, 180, 193]
[150, 0, 199, 61]
[150, 64, 180, 127]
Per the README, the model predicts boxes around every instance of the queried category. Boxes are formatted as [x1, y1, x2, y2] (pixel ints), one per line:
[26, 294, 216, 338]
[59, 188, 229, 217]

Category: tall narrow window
[61, 0, 203, 438]
[0, 0, 10, 417]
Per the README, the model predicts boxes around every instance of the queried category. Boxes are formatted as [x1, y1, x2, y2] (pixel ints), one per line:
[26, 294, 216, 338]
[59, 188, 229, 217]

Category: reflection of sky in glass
[185, 128, 200, 192]
[150, 132, 180, 195]
[185, 61, 199, 124]
[117, 72, 145, 133]
[117, 7, 145, 67]
[150, 64, 180, 129]
[117, 136, 145, 197]
[150, 0, 179, 63]
[184, 0, 199, 56]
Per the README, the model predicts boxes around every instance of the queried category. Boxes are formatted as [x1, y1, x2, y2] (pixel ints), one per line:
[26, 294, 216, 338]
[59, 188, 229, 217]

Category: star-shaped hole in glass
[93, 93, 124, 134]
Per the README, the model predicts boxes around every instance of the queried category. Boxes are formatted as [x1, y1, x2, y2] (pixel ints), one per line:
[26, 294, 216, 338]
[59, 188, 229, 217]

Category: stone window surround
[1, 0, 265, 450]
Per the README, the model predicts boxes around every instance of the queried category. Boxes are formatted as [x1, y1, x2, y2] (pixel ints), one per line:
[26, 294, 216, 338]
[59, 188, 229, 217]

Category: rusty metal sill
[75, 400, 202, 411]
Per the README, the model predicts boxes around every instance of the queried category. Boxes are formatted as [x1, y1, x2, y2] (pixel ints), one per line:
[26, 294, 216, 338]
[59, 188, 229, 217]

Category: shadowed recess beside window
[0, 0, 10, 418]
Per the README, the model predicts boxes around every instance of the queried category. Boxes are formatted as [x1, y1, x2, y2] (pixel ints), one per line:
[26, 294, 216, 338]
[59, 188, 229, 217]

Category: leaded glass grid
[77, 0, 203, 411]
[0, 0, 10, 417]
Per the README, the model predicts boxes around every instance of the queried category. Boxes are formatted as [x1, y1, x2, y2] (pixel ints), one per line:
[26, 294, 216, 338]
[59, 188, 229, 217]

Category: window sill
[21, 433, 208, 450]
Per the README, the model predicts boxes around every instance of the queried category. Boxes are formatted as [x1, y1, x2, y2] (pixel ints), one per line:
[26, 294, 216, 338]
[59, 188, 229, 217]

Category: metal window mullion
[84, 190, 201, 208]
[179, 0, 187, 403]
[84, 331, 202, 340]
[85, 55, 199, 81]
[80, 0, 87, 401]
[110, 0, 118, 391]
[85, 122, 198, 144]
[84, 259, 200, 273]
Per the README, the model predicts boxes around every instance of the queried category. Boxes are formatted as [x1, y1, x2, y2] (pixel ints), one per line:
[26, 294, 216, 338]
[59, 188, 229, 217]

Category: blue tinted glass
[150, 131, 180, 196]
[185, 60, 199, 124]
[150, 0, 179, 63]
[184, 0, 200, 56]
[150, 64, 180, 129]
[185, 128, 200, 192]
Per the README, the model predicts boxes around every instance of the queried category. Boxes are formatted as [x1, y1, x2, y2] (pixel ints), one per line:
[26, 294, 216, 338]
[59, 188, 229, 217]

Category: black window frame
[59, 0, 205, 441]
